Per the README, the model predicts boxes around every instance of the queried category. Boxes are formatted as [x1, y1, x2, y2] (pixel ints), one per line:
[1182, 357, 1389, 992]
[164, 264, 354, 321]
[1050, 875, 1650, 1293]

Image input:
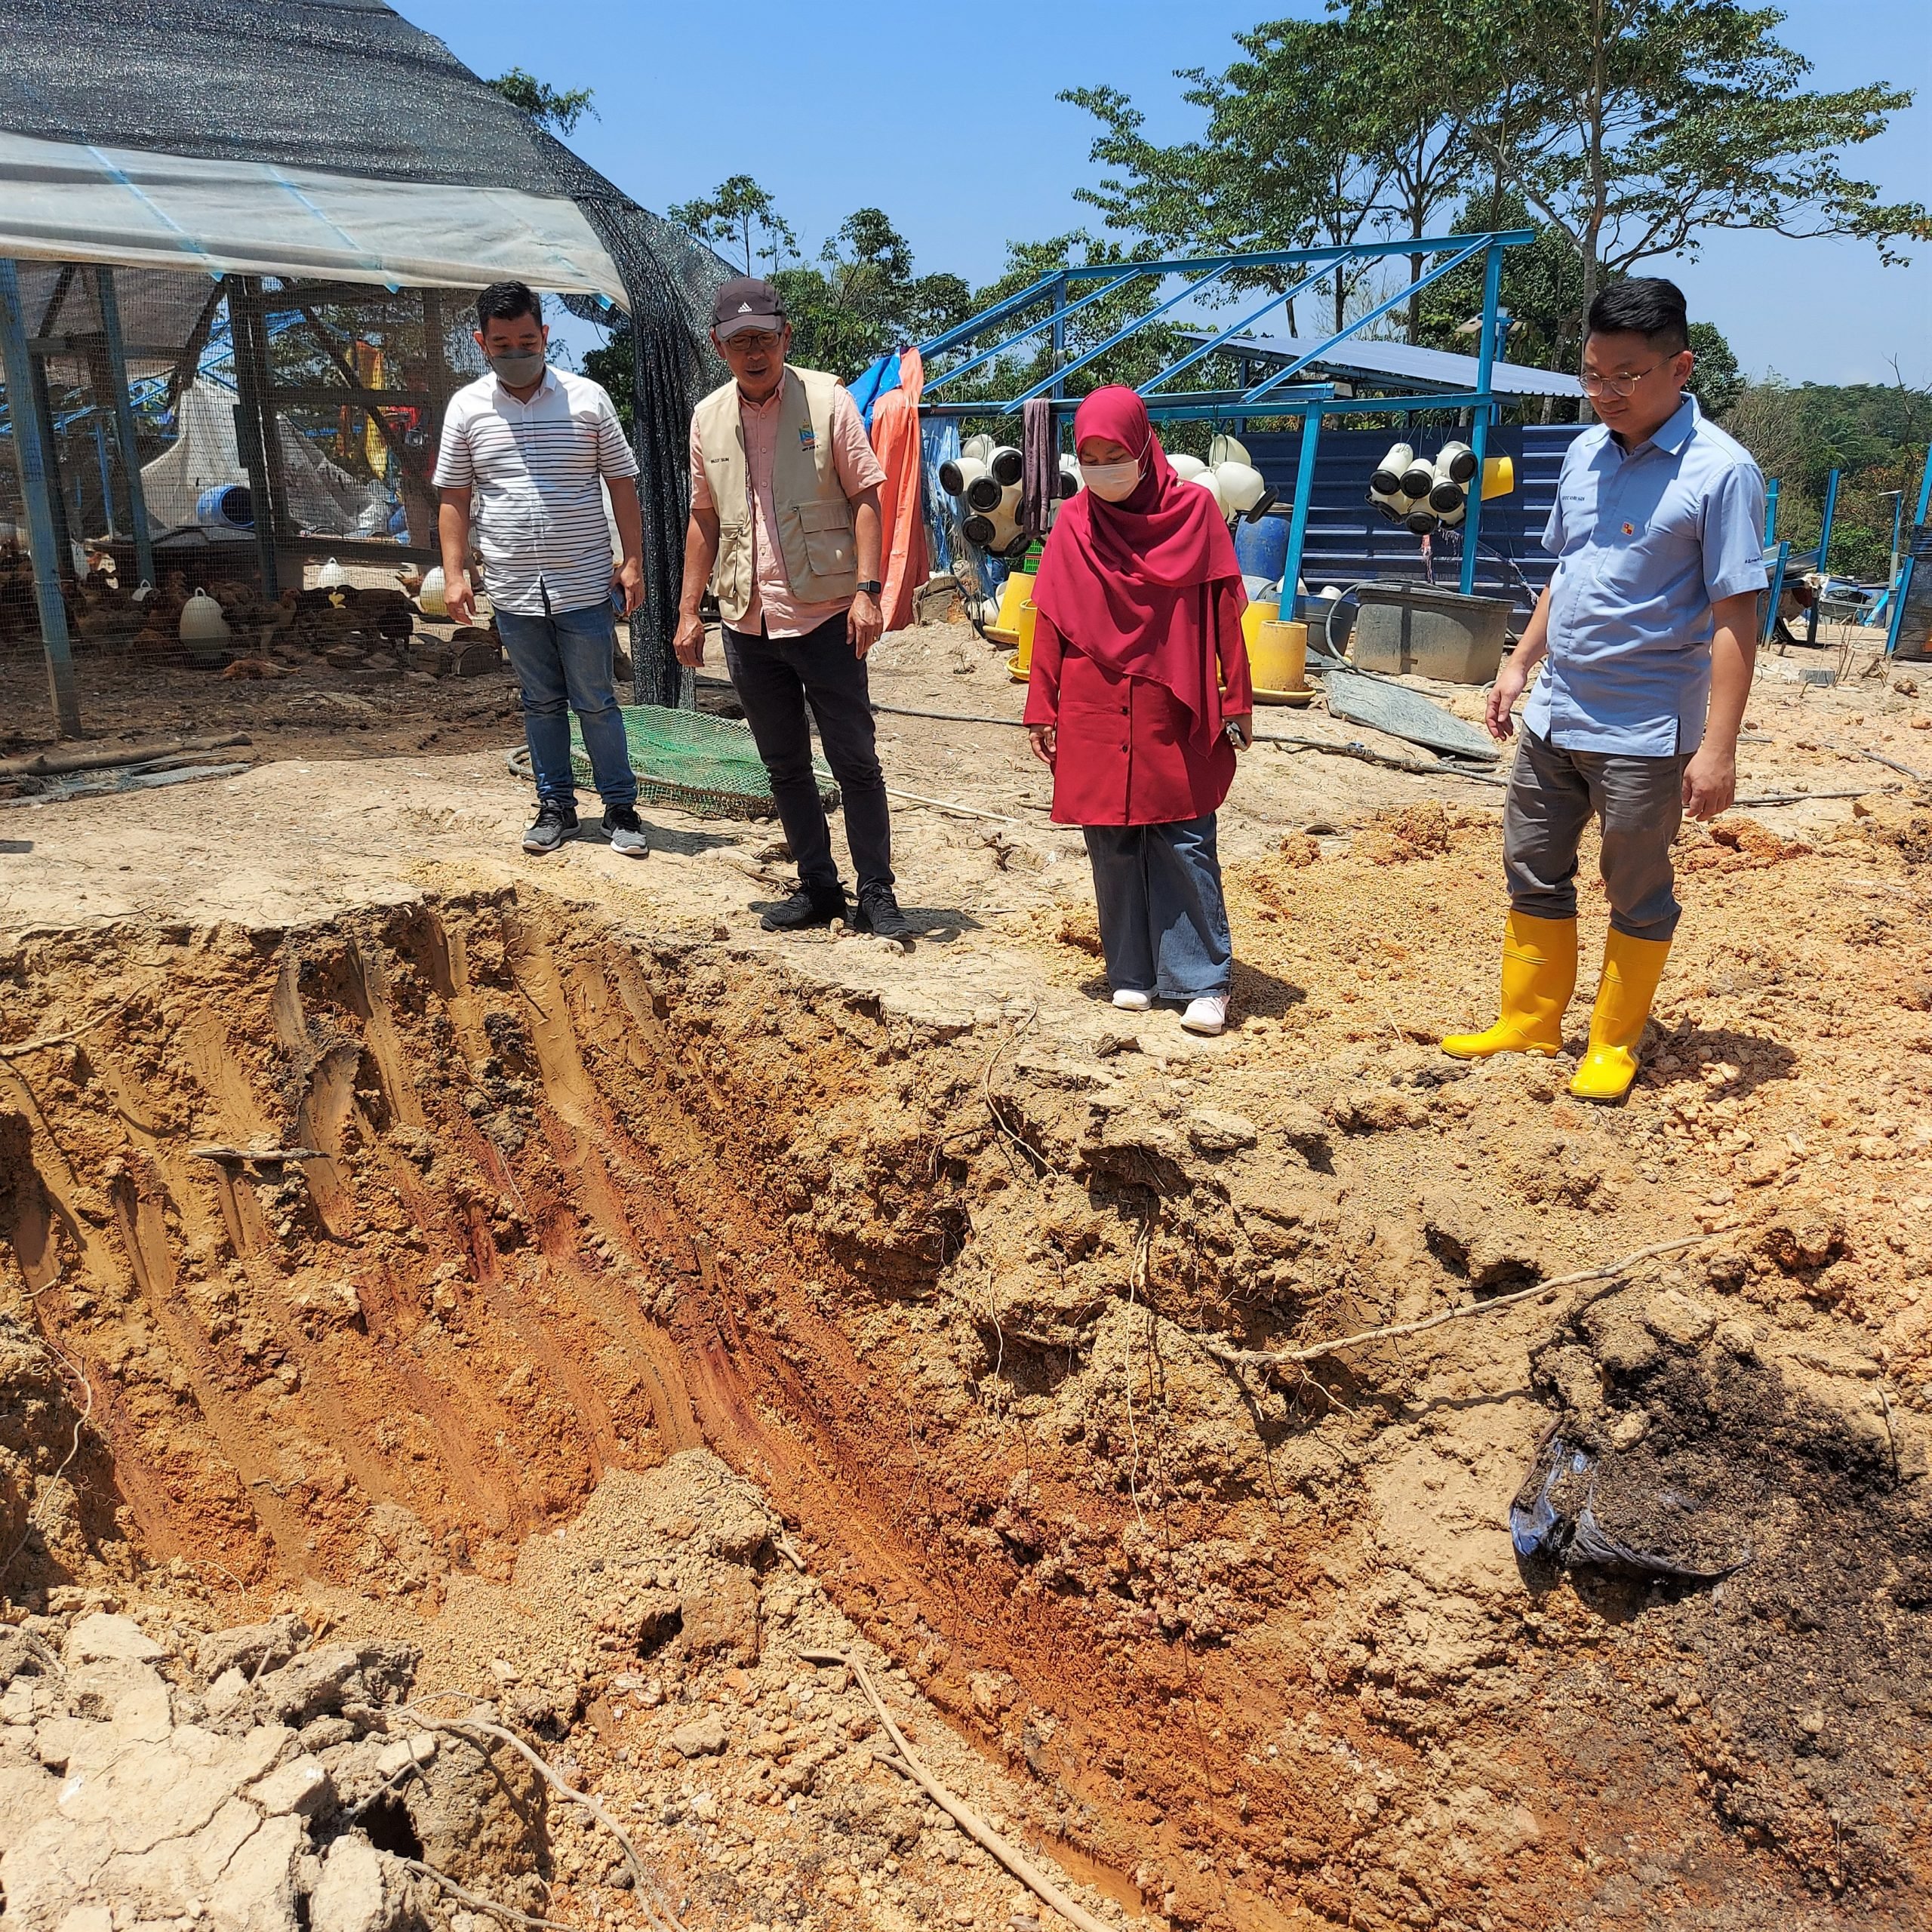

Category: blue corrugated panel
[1241, 423, 1586, 623]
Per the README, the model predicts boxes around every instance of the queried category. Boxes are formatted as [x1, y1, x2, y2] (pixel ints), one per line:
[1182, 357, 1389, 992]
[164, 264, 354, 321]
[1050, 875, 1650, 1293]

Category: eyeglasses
[1580, 361, 1665, 399]
[722, 329, 781, 355]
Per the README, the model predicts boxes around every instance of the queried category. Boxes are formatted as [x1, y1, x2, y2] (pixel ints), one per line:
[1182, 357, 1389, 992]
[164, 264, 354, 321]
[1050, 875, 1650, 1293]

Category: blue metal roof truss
[915, 228, 1540, 598]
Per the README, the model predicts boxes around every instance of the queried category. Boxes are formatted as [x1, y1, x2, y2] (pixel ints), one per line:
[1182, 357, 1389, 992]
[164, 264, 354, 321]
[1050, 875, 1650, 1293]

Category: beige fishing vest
[691, 366, 858, 623]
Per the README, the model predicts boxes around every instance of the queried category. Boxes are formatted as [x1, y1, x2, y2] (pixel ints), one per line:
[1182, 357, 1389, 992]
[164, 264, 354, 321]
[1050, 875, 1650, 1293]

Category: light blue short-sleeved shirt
[1526, 393, 1768, 758]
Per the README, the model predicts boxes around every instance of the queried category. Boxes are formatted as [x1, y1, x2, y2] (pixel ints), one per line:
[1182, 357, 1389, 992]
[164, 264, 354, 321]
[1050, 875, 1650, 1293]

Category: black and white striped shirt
[433, 367, 638, 617]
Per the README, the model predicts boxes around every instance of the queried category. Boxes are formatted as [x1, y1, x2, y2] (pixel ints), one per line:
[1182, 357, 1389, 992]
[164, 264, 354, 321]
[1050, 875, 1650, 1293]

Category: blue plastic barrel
[195, 484, 254, 531]
[1233, 510, 1288, 584]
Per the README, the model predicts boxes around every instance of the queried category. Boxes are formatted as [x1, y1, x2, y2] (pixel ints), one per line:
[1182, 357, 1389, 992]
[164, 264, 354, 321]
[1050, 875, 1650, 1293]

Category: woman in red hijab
[1026, 386, 1253, 1034]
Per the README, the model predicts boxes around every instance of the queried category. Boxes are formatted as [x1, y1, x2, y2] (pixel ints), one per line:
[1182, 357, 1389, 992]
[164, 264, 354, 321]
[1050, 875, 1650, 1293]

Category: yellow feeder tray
[1007, 598, 1038, 681]
[1249, 617, 1313, 706]
[1241, 598, 1280, 654]
[986, 569, 1035, 647]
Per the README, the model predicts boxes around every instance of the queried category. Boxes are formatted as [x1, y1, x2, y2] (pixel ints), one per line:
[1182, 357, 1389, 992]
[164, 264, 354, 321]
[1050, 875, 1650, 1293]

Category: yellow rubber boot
[1441, 912, 1579, 1060]
[1570, 930, 1672, 1103]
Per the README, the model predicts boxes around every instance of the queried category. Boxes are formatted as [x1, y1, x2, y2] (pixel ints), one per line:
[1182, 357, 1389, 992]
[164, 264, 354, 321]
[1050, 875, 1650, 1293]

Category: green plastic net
[512, 705, 838, 821]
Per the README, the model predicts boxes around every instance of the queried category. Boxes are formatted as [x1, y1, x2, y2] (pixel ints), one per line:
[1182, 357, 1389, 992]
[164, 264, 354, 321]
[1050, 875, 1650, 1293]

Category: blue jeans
[1083, 815, 1232, 1001]
[496, 602, 636, 808]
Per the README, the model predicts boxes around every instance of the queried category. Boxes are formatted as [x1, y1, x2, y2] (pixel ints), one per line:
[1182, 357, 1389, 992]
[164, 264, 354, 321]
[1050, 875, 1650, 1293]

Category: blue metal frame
[1240, 239, 1492, 405]
[94, 265, 157, 586]
[925, 268, 1143, 395]
[1804, 468, 1839, 646]
[1138, 255, 1347, 397]
[1011, 261, 1239, 408]
[0, 258, 82, 734]
[1761, 540, 1791, 649]
[915, 229, 1539, 602]
[1460, 241, 1506, 596]
[1884, 444, 1932, 658]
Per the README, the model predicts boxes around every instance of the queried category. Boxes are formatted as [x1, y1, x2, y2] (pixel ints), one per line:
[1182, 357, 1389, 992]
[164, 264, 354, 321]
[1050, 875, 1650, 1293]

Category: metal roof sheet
[1192, 329, 1584, 399]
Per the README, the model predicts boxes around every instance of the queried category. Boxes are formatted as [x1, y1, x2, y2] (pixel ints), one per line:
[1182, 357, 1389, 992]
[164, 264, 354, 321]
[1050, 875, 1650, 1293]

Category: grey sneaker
[522, 800, 577, 854]
[603, 804, 648, 857]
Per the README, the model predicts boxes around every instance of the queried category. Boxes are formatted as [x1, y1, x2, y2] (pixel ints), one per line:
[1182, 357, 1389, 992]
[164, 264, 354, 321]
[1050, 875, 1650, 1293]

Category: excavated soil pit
[2, 872, 1929, 1932]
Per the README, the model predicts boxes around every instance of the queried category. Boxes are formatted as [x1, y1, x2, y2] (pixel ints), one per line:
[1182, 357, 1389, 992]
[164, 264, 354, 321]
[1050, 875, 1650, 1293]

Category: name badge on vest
[798, 426, 817, 452]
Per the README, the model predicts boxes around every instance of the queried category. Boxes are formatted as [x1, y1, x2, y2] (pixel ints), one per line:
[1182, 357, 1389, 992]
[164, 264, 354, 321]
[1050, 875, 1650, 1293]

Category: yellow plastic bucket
[1250, 618, 1309, 700]
[989, 570, 1034, 644]
[1241, 598, 1280, 655]
[1009, 599, 1038, 681]
[1481, 454, 1515, 500]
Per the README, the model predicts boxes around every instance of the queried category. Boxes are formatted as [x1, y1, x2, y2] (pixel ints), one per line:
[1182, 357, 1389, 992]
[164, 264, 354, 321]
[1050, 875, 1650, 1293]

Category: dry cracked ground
[2, 620, 1930, 1932]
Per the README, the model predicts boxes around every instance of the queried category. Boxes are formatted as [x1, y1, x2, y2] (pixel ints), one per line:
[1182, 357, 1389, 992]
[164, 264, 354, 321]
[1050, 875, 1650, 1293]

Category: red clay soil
[2, 802, 1929, 1930]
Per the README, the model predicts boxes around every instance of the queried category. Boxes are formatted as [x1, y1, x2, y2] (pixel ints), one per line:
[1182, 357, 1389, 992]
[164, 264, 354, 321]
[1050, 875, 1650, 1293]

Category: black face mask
[488, 349, 546, 385]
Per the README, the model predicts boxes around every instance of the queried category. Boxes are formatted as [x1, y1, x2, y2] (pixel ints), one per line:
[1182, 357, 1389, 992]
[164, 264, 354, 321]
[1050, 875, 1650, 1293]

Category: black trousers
[722, 611, 894, 894]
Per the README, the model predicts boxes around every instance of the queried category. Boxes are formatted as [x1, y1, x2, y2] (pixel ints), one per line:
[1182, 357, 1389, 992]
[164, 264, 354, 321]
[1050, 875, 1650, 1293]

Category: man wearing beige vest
[676, 277, 911, 939]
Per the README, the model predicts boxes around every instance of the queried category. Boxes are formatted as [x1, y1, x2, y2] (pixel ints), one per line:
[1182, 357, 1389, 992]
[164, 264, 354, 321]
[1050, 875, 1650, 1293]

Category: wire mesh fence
[3, 268, 492, 735]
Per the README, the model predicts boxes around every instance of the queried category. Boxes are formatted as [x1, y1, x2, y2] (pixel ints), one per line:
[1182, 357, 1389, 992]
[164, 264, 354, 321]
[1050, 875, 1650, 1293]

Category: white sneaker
[1111, 988, 1153, 1012]
[1180, 995, 1229, 1035]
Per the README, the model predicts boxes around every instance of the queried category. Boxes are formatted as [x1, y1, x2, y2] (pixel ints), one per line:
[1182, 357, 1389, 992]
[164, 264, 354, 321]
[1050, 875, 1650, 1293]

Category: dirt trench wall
[1, 888, 1927, 1932]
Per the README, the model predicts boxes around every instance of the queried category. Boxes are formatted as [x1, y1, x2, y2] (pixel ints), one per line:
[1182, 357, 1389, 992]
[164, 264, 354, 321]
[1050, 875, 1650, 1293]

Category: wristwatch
[856, 579, 883, 596]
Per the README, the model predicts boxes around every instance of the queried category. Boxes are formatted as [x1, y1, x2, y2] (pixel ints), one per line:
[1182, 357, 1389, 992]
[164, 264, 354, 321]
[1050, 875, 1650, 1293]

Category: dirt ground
[2, 610, 1930, 1932]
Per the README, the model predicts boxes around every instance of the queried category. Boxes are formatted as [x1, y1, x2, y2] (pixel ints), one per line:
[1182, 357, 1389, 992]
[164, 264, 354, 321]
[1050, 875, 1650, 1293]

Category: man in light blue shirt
[1442, 278, 1768, 1103]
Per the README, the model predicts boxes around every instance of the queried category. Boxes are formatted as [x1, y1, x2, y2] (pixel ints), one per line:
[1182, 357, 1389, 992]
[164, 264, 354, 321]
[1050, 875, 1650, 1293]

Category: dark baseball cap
[711, 276, 786, 340]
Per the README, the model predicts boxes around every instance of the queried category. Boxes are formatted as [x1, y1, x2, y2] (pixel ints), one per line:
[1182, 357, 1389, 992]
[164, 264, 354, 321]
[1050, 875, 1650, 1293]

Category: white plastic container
[1370, 443, 1414, 495]
[179, 589, 230, 644]
[417, 565, 448, 617]
[1214, 461, 1269, 515]
[1189, 469, 1229, 515]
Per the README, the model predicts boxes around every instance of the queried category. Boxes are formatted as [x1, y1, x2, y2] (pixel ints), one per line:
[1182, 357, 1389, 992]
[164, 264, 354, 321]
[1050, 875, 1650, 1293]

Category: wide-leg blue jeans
[1082, 814, 1233, 1001]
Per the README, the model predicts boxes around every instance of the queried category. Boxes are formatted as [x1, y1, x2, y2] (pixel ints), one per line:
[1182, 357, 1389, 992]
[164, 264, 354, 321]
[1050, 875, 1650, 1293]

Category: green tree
[1447, 0, 1926, 318]
[484, 67, 596, 136]
[1062, 16, 1400, 338]
[764, 208, 974, 380]
[1063, 2, 1923, 369]
[1721, 376, 1930, 580]
[666, 176, 798, 278]
[1414, 188, 1584, 378]
[1684, 321, 1743, 419]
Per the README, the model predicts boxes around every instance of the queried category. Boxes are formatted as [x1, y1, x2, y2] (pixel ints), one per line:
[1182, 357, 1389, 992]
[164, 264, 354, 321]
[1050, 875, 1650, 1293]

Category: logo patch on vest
[798, 426, 817, 451]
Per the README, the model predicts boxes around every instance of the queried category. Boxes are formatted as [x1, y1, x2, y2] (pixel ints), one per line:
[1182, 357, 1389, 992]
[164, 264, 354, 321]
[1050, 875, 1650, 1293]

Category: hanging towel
[1020, 395, 1057, 540]
[866, 346, 928, 635]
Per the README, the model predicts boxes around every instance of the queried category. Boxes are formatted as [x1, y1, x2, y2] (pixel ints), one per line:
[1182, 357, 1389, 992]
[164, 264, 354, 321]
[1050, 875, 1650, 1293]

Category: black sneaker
[522, 799, 578, 854]
[602, 804, 648, 857]
[854, 882, 915, 943]
[760, 884, 847, 932]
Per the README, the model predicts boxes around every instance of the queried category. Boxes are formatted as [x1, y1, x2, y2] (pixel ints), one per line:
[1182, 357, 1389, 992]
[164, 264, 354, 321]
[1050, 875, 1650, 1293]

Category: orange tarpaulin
[867, 346, 928, 635]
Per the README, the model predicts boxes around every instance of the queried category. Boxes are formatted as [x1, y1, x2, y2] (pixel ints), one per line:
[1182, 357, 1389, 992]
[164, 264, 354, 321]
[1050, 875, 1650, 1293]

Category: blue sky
[405, 0, 1930, 386]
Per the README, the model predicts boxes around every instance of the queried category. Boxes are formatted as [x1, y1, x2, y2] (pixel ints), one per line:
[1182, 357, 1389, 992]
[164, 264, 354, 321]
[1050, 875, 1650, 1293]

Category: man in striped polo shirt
[435, 281, 649, 857]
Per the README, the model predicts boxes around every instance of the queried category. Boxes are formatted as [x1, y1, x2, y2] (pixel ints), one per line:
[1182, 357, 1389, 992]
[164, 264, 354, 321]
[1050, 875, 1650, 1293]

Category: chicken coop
[0, 0, 728, 740]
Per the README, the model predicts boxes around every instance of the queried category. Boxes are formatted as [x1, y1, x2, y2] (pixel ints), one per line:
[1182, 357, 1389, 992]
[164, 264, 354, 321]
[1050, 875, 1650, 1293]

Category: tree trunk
[1580, 0, 1607, 311]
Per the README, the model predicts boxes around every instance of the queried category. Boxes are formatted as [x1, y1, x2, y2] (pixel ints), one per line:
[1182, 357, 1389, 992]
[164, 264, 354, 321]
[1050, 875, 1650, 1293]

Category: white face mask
[1079, 459, 1141, 502]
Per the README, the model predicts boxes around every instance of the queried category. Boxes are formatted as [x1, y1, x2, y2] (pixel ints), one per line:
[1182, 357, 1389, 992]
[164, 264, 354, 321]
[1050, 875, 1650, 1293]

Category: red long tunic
[1024, 586, 1254, 826]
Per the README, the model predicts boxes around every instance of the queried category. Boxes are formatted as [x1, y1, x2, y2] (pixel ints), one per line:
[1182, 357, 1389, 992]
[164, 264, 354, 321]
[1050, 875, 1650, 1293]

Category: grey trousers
[1503, 729, 1689, 942]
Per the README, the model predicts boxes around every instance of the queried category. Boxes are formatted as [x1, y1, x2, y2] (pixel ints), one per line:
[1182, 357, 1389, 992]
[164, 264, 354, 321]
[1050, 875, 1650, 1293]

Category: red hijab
[1030, 386, 1245, 749]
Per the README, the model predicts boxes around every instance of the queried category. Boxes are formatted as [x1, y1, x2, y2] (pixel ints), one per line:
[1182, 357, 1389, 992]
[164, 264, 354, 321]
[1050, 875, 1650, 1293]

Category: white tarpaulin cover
[0, 133, 628, 304]
[139, 378, 388, 538]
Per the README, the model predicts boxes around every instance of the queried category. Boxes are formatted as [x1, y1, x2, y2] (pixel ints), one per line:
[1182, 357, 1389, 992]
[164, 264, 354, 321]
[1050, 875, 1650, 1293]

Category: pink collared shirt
[689, 375, 886, 638]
